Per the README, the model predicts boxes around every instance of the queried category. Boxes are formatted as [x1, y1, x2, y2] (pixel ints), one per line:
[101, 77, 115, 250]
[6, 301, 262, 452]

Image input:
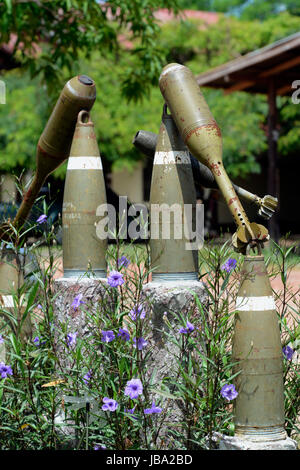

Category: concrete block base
[141, 279, 208, 448]
[142, 279, 207, 377]
[212, 432, 298, 450]
[52, 276, 110, 370]
[53, 276, 108, 336]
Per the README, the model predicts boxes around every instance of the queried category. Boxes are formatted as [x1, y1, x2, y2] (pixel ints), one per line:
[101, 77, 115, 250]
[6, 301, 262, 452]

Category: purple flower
[220, 384, 238, 402]
[118, 256, 130, 268]
[33, 336, 45, 347]
[67, 332, 77, 347]
[144, 401, 163, 415]
[0, 362, 13, 379]
[117, 328, 130, 341]
[124, 378, 143, 399]
[130, 305, 146, 321]
[83, 370, 92, 384]
[36, 214, 47, 224]
[102, 397, 118, 412]
[221, 258, 237, 273]
[0, 335, 4, 344]
[94, 444, 106, 450]
[125, 405, 136, 415]
[283, 346, 294, 360]
[179, 320, 195, 334]
[133, 337, 148, 350]
[71, 293, 85, 310]
[101, 330, 115, 343]
[37, 304, 43, 310]
[107, 270, 124, 288]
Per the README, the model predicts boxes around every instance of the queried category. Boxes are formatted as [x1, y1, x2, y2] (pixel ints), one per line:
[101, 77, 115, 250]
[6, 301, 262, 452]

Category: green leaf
[151, 388, 184, 402]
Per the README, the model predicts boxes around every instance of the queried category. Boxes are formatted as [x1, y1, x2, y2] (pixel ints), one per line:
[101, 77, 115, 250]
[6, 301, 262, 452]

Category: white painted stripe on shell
[0, 295, 24, 308]
[154, 151, 190, 165]
[67, 157, 102, 170]
[236, 296, 276, 311]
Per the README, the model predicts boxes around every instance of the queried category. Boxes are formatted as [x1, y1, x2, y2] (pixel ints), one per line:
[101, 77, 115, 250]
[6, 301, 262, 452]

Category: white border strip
[67, 156, 102, 170]
[236, 296, 276, 311]
[154, 151, 190, 165]
[0, 295, 25, 308]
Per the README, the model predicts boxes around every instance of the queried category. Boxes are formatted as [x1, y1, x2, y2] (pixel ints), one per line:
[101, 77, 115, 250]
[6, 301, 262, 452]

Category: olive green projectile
[159, 63, 269, 251]
[0, 75, 96, 242]
[62, 110, 107, 278]
[150, 105, 198, 281]
[133, 130, 278, 220]
[232, 255, 286, 441]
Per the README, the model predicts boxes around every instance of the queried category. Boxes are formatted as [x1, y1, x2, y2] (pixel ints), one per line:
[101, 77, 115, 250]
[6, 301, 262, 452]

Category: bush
[0, 219, 299, 450]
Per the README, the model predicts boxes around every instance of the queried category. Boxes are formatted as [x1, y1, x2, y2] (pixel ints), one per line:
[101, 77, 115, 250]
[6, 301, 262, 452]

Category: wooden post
[267, 78, 280, 242]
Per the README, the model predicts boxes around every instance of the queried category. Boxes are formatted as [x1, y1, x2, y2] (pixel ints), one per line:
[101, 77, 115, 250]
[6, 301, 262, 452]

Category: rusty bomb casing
[232, 255, 286, 442]
[133, 130, 278, 221]
[0, 246, 32, 343]
[150, 105, 198, 281]
[62, 110, 107, 278]
[159, 63, 269, 251]
[1, 75, 96, 240]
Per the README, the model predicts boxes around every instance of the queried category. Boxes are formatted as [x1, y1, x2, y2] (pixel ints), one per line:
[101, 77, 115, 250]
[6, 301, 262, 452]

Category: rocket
[133, 129, 278, 220]
[158, 63, 269, 254]
[62, 110, 107, 278]
[232, 255, 286, 441]
[0, 75, 96, 242]
[149, 105, 198, 281]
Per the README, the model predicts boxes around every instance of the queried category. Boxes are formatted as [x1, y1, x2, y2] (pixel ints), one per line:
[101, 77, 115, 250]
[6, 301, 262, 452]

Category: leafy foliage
[1, 6, 300, 179]
[0, 218, 299, 449]
[0, 0, 181, 101]
[178, 0, 300, 19]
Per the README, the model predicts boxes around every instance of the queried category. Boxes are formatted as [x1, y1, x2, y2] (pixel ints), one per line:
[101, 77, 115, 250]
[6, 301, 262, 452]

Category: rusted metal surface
[0, 75, 96, 242]
[232, 255, 286, 441]
[133, 129, 278, 220]
[62, 110, 107, 278]
[159, 63, 269, 253]
[150, 105, 198, 280]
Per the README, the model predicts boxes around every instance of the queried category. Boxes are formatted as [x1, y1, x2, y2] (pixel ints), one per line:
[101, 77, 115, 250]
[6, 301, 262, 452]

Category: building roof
[154, 8, 219, 25]
[196, 32, 300, 96]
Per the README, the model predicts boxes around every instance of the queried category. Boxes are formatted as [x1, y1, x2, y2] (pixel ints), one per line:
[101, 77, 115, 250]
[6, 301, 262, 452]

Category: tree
[178, 0, 300, 19]
[0, 0, 181, 101]
[1, 7, 300, 182]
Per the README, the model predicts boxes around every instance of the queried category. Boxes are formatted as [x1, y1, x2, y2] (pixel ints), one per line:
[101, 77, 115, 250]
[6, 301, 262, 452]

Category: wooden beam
[277, 83, 294, 95]
[267, 78, 280, 242]
[262, 55, 300, 77]
[224, 55, 300, 95]
[224, 80, 256, 94]
[196, 34, 300, 87]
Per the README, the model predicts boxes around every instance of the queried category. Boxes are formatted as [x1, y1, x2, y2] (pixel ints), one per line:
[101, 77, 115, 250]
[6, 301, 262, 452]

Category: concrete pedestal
[211, 432, 298, 450]
[141, 279, 208, 448]
[52, 276, 110, 368]
[53, 276, 108, 331]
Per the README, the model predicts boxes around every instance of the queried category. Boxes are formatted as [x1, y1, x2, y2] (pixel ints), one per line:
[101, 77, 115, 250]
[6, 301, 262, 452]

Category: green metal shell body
[232, 255, 286, 441]
[150, 107, 198, 280]
[12, 75, 96, 231]
[62, 112, 107, 278]
[159, 63, 252, 235]
[0, 248, 32, 341]
[38, 75, 96, 163]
